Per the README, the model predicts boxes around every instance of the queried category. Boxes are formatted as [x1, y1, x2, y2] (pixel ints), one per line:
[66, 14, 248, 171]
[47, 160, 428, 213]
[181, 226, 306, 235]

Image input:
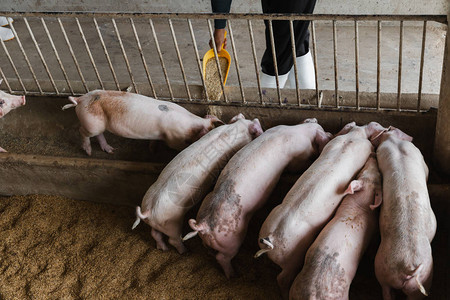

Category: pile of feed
[0, 194, 282, 299]
[204, 57, 229, 101]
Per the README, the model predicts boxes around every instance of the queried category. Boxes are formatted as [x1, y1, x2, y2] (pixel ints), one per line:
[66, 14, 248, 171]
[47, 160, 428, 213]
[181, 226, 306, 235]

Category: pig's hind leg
[168, 235, 187, 254]
[79, 126, 95, 156]
[96, 133, 115, 154]
[216, 251, 236, 279]
[151, 228, 169, 251]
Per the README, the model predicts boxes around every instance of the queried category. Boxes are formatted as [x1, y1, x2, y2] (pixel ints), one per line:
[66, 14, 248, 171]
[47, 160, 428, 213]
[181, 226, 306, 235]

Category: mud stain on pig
[197, 179, 242, 235]
[87, 94, 127, 119]
[158, 104, 169, 112]
[297, 247, 347, 299]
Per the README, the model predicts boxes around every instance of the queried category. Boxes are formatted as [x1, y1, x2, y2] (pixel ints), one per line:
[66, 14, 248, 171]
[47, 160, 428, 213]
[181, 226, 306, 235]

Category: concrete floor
[0, 16, 446, 99]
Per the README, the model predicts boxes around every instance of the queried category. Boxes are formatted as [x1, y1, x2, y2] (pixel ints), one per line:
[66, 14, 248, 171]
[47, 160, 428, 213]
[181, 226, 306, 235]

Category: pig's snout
[21, 95, 26, 106]
[204, 115, 224, 127]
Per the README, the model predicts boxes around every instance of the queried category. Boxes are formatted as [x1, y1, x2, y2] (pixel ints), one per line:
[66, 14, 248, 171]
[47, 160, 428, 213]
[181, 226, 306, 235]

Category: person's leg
[260, 0, 317, 88]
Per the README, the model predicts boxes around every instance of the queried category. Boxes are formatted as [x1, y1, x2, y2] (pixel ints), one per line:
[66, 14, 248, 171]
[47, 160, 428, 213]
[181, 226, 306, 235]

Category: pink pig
[62, 90, 222, 155]
[374, 127, 436, 300]
[0, 79, 26, 152]
[184, 118, 332, 278]
[289, 154, 382, 300]
[132, 113, 263, 254]
[255, 122, 388, 298]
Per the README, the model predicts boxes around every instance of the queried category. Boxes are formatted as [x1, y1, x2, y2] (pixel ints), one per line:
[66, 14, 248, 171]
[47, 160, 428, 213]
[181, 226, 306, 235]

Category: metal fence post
[434, 9, 450, 174]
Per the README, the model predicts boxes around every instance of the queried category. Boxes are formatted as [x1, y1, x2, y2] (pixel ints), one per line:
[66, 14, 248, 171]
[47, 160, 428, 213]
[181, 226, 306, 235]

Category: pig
[289, 154, 382, 300]
[184, 118, 332, 278]
[62, 90, 222, 155]
[374, 127, 437, 300]
[0, 79, 26, 152]
[132, 113, 263, 254]
[255, 121, 388, 298]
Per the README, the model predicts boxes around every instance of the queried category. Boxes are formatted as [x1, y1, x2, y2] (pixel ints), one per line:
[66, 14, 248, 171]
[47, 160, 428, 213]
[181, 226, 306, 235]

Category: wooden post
[434, 9, 450, 174]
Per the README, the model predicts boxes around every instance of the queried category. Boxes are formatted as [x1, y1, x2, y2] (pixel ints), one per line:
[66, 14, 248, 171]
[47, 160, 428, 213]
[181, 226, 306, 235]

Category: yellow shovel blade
[202, 47, 231, 85]
[202, 31, 231, 100]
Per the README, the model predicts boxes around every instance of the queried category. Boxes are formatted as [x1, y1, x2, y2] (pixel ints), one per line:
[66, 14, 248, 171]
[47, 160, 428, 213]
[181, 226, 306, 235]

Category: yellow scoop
[202, 31, 231, 86]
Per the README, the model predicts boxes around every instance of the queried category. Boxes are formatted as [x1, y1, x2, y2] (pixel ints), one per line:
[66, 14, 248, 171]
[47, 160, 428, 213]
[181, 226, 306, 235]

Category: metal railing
[0, 12, 447, 112]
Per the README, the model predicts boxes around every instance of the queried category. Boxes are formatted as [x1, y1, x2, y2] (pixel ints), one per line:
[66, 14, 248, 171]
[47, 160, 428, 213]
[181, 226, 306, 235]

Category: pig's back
[146, 122, 251, 218]
[377, 137, 436, 240]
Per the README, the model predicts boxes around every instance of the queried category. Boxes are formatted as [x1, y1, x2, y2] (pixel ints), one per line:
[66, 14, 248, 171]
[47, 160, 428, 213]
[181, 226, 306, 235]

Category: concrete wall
[0, 0, 447, 15]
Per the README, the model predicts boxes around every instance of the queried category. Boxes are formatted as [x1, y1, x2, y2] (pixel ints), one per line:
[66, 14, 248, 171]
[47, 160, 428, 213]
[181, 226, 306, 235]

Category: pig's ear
[314, 130, 332, 153]
[249, 118, 263, 138]
[389, 126, 413, 142]
[370, 188, 383, 210]
[367, 122, 388, 144]
[0, 79, 3, 85]
[302, 118, 317, 124]
[344, 180, 363, 195]
[229, 113, 245, 123]
[336, 121, 356, 136]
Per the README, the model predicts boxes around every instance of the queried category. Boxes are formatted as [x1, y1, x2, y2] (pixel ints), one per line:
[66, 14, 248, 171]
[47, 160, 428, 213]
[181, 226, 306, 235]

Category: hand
[209, 28, 227, 51]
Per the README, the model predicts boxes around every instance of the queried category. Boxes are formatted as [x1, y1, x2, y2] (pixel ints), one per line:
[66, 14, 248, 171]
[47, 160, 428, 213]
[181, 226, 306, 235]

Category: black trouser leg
[260, 0, 317, 76]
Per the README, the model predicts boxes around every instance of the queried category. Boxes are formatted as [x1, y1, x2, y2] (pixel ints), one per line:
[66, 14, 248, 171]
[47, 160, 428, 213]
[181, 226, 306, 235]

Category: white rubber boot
[0, 17, 13, 27]
[286, 51, 316, 89]
[0, 27, 14, 41]
[260, 71, 289, 89]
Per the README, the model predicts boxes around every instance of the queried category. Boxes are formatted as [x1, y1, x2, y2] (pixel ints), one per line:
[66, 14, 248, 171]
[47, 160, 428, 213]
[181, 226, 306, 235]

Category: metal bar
[248, 20, 263, 104]
[268, 19, 282, 104]
[377, 20, 381, 110]
[41, 18, 74, 95]
[168, 19, 191, 101]
[0, 67, 12, 93]
[354, 20, 360, 109]
[417, 20, 427, 112]
[75, 17, 104, 90]
[23, 17, 59, 94]
[227, 20, 246, 103]
[187, 19, 209, 102]
[112, 18, 138, 93]
[397, 20, 404, 111]
[310, 20, 320, 107]
[130, 18, 157, 98]
[289, 19, 300, 106]
[8, 20, 43, 94]
[0, 38, 27, 93]
[333, 20, 338, 108]
[207, 19, 228, 102]
[149, 18, 174, 100]
[58, 17, 89, 92]
[2, 12, 446, 23]
[93, 17, 120, 90]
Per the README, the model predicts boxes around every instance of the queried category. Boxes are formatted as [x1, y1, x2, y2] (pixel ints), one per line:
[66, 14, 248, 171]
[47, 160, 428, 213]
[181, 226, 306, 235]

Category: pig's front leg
[96, 133, 115, 154]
